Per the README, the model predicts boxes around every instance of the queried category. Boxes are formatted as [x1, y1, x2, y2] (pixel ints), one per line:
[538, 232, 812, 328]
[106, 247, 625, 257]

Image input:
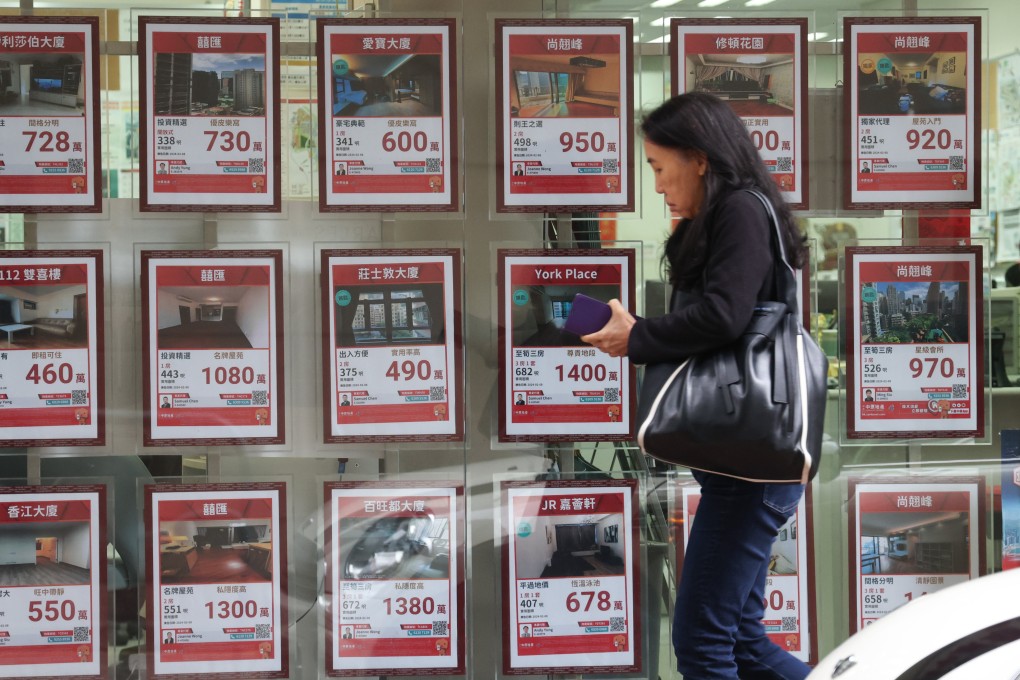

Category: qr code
[782, 616, 797, 632]
[252, 391, 268, 406]
[248, 157, 265, 174]
[602, 158, 619, 174]
[426, 158, 441, 172]
[430, 386, 445, 401]
[952, 384, 967, 398]
[72, 390, 87, 405]
[610, 617, 625, 632]
[68, 158, 84, 174]
[776, 157, 792, 172]
[604, 388, 619, 403]
[73, 626, 90, 642]
[950, 156, 964, 170]
[255, 624, 271, 639]
[432, 620, 448, 636]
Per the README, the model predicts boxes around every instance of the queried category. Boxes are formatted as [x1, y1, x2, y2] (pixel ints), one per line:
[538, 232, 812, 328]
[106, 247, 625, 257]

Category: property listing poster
[673, 483, 815, 664]
[500, 480, 640, 676]
[0, 251, 104, 447]
[324, 482, 465, 676]
[496, 19, 634, 213]
[845, 246, 983, 440]
[0, 485, 106, 679]
[139, 17, 281, 211]
[145, 483, 287, 678]
[316, 19, 457, 212]
[844, 17, 980, 209]
[497, 249, 635, 442]
[0, 17, 101, 213]
[321, 249, 462, 442]
[142, 250, 284, 447]
[670, 19, 808, 209]
[848, 477, 983, 633]
[1002, 430, 1020, 571]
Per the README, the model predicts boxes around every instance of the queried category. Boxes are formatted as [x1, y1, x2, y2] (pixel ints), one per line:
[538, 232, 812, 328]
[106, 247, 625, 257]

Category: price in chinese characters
[205, 599, 260, 619]
[559, 131, 606, 153]
[565, 590, 611, 612]
[202, 366, 256, 384]
[385, 359, 433, 381]
[382, 130, 428, 152]
[383, 596, 437, 616]
[906, 129, 952, 151]
[555, 363, 608, 382]
[28, 599, 78, 622]
[909, 357, 956, 379]
[22, 130, 71, 153]
[25, 363, 74, 385]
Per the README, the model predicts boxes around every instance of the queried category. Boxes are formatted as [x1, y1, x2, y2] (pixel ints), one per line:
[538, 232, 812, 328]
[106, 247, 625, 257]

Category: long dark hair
[641, 92, 807, 288]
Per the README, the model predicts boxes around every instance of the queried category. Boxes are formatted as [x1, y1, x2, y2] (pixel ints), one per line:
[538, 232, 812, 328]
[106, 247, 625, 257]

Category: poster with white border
[0, 485, 106, 679]
[843, 17, 980, 209]
[142, 250, 285, 447]
[321, 249, 462, 442]
[845, 246, 984, 440]
[847, 477, 983, 633]
[500, 480, 640, 675]
[144, 482, 288, 678]
[0, 17, 102, 214]
[316, 19, 457, 212]
[674, 483, 815, 664]
[495, 19, 634, 213]
[324, 481, 465, 676]
[670, 19, 809, 210]
[0, 250, 104, 447]
[497, 249, 636, 443]
[139, 17, 281, 212]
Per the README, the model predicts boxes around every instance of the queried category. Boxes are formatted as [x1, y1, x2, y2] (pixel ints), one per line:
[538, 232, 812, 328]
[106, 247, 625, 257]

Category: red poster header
[156, 265, 271, 287]
[514, 491, 626, 517]
[858, 260, 970, 282]
[682, 33, 797, 53]
[508, 33, 620, 56]
[151, 30, 268, 54]
[0, 30, 87, 53]
[510, 263, 622, 286]
[329, 33, 443, 55]
[158, 497, 274, 521]
[337, 495, 451, 519]
[0, 263, 90, 285]
[856, 31, 969, 53]
[331, 261, 447, 286]
[0, 499, 92, 524]
[858, 489, 972, 513]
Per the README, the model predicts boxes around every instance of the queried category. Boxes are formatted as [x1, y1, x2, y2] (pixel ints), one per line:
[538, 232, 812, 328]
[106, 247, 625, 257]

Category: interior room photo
[688, 55, 795, 116]
[514, 512, 626, 579]
[339, 512, 451, 580]
[331, 53, 442, 117]
[333, 283, 445, 346]
[859, 510, 970, 575]
[158, 519, 273, 583]
[509, 51, 621, 118]
[0, 283, 89, 349]
[0, 520, 92, 586]
[156, 283, 269, 350]
[0, 52, 85, 114]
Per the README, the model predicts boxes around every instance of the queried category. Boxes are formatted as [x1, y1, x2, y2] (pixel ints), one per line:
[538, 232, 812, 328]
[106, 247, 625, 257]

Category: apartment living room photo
[0, 284, 89, 350]
[514, 512, 627, 579]
[156, 283, 270, 350]
[0, 520, 92, 586]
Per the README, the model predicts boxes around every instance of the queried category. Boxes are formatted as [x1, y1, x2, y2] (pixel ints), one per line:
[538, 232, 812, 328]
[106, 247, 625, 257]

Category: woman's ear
[693, 150, 709, 177]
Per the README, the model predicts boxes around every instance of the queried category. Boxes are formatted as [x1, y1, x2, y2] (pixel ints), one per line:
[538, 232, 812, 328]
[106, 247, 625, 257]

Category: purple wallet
[564, 293, 612, 336]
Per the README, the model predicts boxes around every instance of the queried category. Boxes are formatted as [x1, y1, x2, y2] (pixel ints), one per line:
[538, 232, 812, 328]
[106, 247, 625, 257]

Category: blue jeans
[673, 470, 811, 680]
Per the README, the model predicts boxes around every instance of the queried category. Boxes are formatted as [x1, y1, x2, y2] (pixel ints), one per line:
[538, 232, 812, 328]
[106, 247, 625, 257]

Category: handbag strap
[745, 189, 799, 315]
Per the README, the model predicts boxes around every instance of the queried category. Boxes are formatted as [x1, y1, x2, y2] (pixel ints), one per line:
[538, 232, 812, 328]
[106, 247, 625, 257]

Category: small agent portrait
[164, 631, 174, 644]
[340, 394, 351, 406]
[342, 627, 353, 639]
[160, 396, 172, 409]
[513, 164, 524, 176]
[520, 625, 531, 637]
[860, 160, 871, 173]
[158, 162, 168, 174]
[515, 393, 525, 406]
[864, 389, 875, 402]
[336, 163, 347, 175]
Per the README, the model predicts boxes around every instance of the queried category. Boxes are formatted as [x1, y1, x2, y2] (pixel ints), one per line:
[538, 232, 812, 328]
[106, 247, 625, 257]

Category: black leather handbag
[636, 190, 828, 483]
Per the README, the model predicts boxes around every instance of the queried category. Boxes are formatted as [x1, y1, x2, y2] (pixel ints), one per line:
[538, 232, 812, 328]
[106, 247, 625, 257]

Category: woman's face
[644, 140, 707, 221]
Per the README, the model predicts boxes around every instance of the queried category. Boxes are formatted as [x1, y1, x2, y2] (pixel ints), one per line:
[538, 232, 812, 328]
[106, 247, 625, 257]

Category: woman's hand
[581, 299, 635, 357]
